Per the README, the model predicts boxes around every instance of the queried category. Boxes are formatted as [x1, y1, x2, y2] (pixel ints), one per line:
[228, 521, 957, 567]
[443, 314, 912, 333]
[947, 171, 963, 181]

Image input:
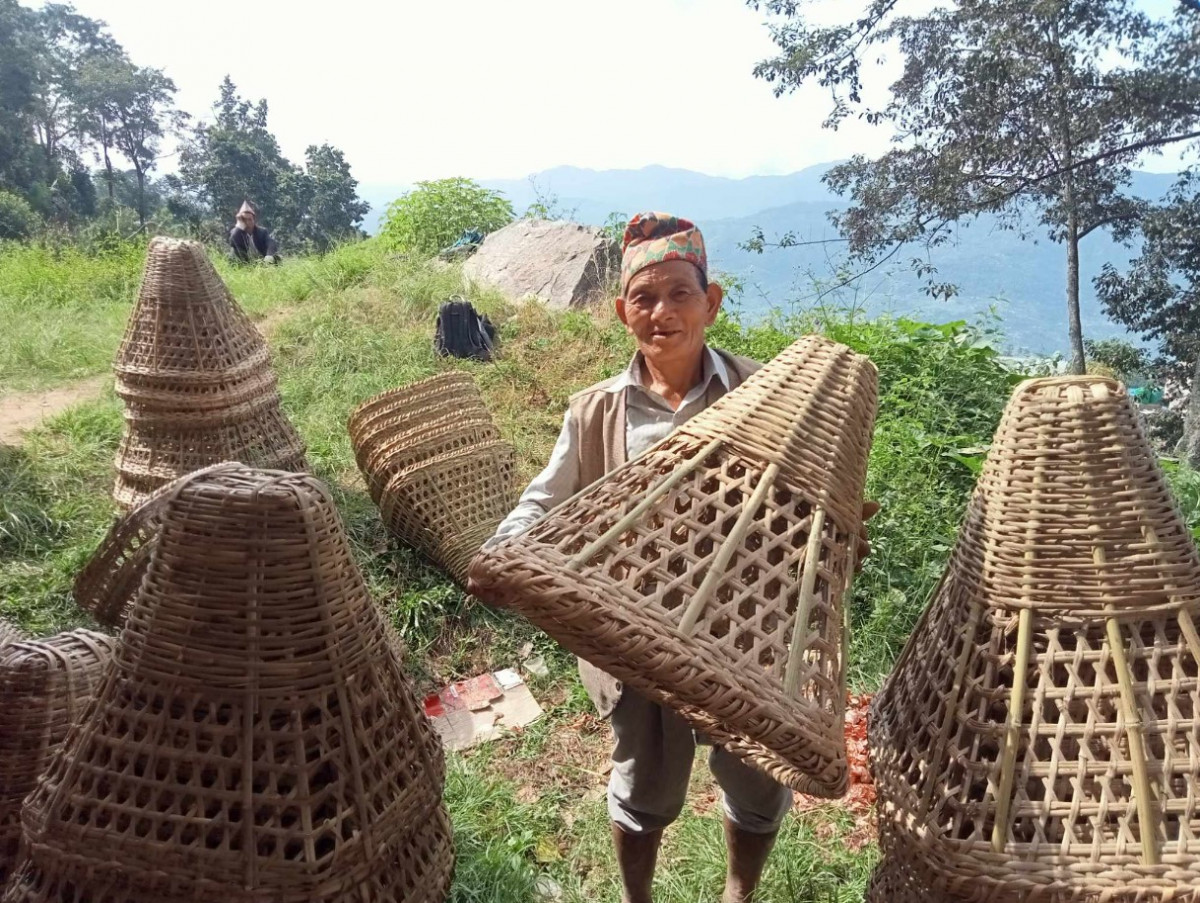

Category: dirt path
[0, 376, 110, 445]
[0, 310, 294, 447]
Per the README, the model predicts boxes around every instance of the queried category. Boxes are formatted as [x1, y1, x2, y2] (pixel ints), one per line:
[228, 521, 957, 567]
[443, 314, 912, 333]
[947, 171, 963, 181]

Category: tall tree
[108, 65, 184, 225]
[177, 76, 295, 225]
[1096, 173, 1200, 463]
[290, 143, 369, 251]
[30, 4, 118, 179]
[0, 0, 41, 197]
[176, 77, 368, 249]
[750, 0, 1200, 372]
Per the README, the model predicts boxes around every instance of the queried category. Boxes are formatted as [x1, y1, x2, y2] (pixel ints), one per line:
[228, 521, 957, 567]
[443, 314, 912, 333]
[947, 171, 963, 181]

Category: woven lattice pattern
[349, 375, 517, 586]
[871, 377, 1200, 901]
[348, 372, 483, 473]
[471, 335, 877, 795]
[0, 630, 117, 879]
[381, 441, 519, 584]
[361, 415, 500, 504]
[76, 465, 229, 628]
[112, 237, 306, 508]
[6, 466, 452, 903]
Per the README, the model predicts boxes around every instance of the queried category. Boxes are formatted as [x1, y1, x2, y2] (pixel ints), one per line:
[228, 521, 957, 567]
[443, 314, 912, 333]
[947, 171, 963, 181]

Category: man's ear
[616, 295, 630, 328]
[704, 282, 724, 326]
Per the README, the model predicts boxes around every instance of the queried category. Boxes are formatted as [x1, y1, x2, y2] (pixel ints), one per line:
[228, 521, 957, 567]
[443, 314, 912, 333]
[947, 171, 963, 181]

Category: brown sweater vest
[566, 348, 762, 717]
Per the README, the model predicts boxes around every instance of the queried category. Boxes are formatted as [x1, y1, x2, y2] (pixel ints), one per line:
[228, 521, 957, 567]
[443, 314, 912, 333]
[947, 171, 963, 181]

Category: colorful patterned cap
[621, 212, 707, 293]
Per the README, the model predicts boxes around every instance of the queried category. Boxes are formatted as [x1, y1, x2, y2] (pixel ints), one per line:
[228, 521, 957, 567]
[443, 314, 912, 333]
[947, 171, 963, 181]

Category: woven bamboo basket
[870, 376, 1200, 902]
[360, 414, 501, 503]
[76, 465, 230, 627]
[0, 630, 117, 879]
[470, 335, 878, 795]
[866, 850, 931, 903]
[111, 237, 306, 509]
[382, 440, 520, 586]
[347, 372, 484, 468]
[5, 465, 453, 903]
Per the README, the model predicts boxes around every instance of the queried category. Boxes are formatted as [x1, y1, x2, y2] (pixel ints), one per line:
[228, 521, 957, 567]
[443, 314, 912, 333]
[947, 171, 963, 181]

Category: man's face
[238, 213, 255, 230]
[617, 259, 723, 369]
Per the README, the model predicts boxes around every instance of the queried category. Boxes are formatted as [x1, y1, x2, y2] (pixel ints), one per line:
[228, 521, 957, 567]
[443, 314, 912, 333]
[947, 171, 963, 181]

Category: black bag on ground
[434, 298, 496, 361]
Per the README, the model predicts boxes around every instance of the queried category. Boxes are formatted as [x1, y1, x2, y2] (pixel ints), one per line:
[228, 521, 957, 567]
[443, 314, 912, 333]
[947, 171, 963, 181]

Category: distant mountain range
[357, 164, 1180, 355]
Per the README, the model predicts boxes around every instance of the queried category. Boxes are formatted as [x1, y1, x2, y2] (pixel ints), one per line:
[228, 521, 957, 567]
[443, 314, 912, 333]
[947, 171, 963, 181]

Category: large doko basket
[349, 375, 517, 586]
[470, 335, 878, 795]
[870, 377, 1200, 901]
[383, 441, 520, 586]
[112, 237, 306, 508]
[5, 466, 453, 903]
[0, 630, 117, 878]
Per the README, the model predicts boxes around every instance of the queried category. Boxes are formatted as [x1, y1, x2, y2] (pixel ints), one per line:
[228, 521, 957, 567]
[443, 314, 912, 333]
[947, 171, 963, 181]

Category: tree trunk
[1184, 354, 1200, 470]
[135, 163, 146, 227]
[1065, 198, 1086, 375]
[1050, 18, 1086, 376]
[102, 145, 115, 201]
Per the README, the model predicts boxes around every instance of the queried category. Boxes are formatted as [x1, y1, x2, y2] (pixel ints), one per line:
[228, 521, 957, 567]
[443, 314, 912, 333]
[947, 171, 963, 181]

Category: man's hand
[263, 254, 276, 265]
[855, 500, 880, 572]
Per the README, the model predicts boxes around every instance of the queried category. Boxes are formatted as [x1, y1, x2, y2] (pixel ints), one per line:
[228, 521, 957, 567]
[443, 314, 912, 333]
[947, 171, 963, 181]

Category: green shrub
[0, 190, 41, 240]
[380, 178, 513, 256]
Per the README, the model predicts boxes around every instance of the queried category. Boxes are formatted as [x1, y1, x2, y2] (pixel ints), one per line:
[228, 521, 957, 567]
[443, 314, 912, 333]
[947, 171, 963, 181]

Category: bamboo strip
[679, 463, 781, 635]
[784, 507, 828, 697]
[1105, 609, 1161, 865]
[991, 606, 1033, 853]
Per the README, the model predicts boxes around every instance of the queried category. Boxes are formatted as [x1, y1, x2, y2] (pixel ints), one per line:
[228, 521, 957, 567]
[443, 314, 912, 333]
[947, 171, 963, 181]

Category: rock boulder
[463, 219, 620, 310]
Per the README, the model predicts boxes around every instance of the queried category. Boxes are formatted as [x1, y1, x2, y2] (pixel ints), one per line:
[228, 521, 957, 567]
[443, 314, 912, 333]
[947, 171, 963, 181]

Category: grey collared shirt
[488, 346, 733, 547]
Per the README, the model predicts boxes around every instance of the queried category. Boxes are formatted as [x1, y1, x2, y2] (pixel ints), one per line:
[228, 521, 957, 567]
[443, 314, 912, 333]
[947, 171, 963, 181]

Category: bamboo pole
[678, 463, 780, 635]
[783, 507, 827, 697]
[1104, 599, 1161, 865]
[991, 606, 1033, 853]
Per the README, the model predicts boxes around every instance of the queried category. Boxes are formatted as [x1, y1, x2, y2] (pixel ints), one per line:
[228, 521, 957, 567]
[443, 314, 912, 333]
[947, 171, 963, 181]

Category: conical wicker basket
[0, 629, 118, 879]
[470, 335, 878, 795]
[382, 440, 520, 586]
[360, 413, 500, 504]
[111, 237, 306, 509]
[349, 375, 517, 586]
[870, 377, 1200, 901]
[347, 372, 484, 474]
[5, 465, 453, 903]
[75, 465, 230, 627]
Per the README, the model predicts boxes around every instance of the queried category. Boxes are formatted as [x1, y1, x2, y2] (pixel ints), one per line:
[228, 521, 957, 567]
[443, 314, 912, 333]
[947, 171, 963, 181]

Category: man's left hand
[855, 500, 880, 572]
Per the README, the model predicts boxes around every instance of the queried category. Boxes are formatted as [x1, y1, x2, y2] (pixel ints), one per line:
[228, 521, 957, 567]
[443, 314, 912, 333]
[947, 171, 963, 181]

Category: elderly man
[483, 212, 852, 903]
[228, 200, 279, 264]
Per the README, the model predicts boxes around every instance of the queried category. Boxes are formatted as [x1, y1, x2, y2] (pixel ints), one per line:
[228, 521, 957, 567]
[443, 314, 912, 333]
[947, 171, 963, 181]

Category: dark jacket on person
[228, 224, 279, 262]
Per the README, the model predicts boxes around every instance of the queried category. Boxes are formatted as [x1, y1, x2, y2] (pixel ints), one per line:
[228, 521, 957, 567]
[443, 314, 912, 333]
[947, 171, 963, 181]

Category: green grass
[6, 239, 1199, 901]
[0, 238, 388, 391]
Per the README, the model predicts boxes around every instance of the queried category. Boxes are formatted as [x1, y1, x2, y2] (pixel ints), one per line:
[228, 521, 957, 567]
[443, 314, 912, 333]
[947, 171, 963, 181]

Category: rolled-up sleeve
[485, 409, 581, 549]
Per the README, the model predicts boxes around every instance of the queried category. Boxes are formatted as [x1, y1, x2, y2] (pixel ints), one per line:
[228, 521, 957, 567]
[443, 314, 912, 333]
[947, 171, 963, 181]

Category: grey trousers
[606, 688, 794, 835]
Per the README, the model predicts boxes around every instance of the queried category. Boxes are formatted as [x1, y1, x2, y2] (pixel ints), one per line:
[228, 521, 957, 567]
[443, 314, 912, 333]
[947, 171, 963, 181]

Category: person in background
[475, 211, 878, 903]
[228, 200, 279, 264]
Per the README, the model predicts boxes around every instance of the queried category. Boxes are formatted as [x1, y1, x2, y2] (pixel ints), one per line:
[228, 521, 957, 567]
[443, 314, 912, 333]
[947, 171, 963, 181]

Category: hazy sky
[47, 0, 1191, 186]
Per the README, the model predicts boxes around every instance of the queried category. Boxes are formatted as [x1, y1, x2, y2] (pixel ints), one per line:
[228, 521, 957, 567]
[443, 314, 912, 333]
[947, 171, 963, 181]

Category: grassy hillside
[3, 237, 1200, 901]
